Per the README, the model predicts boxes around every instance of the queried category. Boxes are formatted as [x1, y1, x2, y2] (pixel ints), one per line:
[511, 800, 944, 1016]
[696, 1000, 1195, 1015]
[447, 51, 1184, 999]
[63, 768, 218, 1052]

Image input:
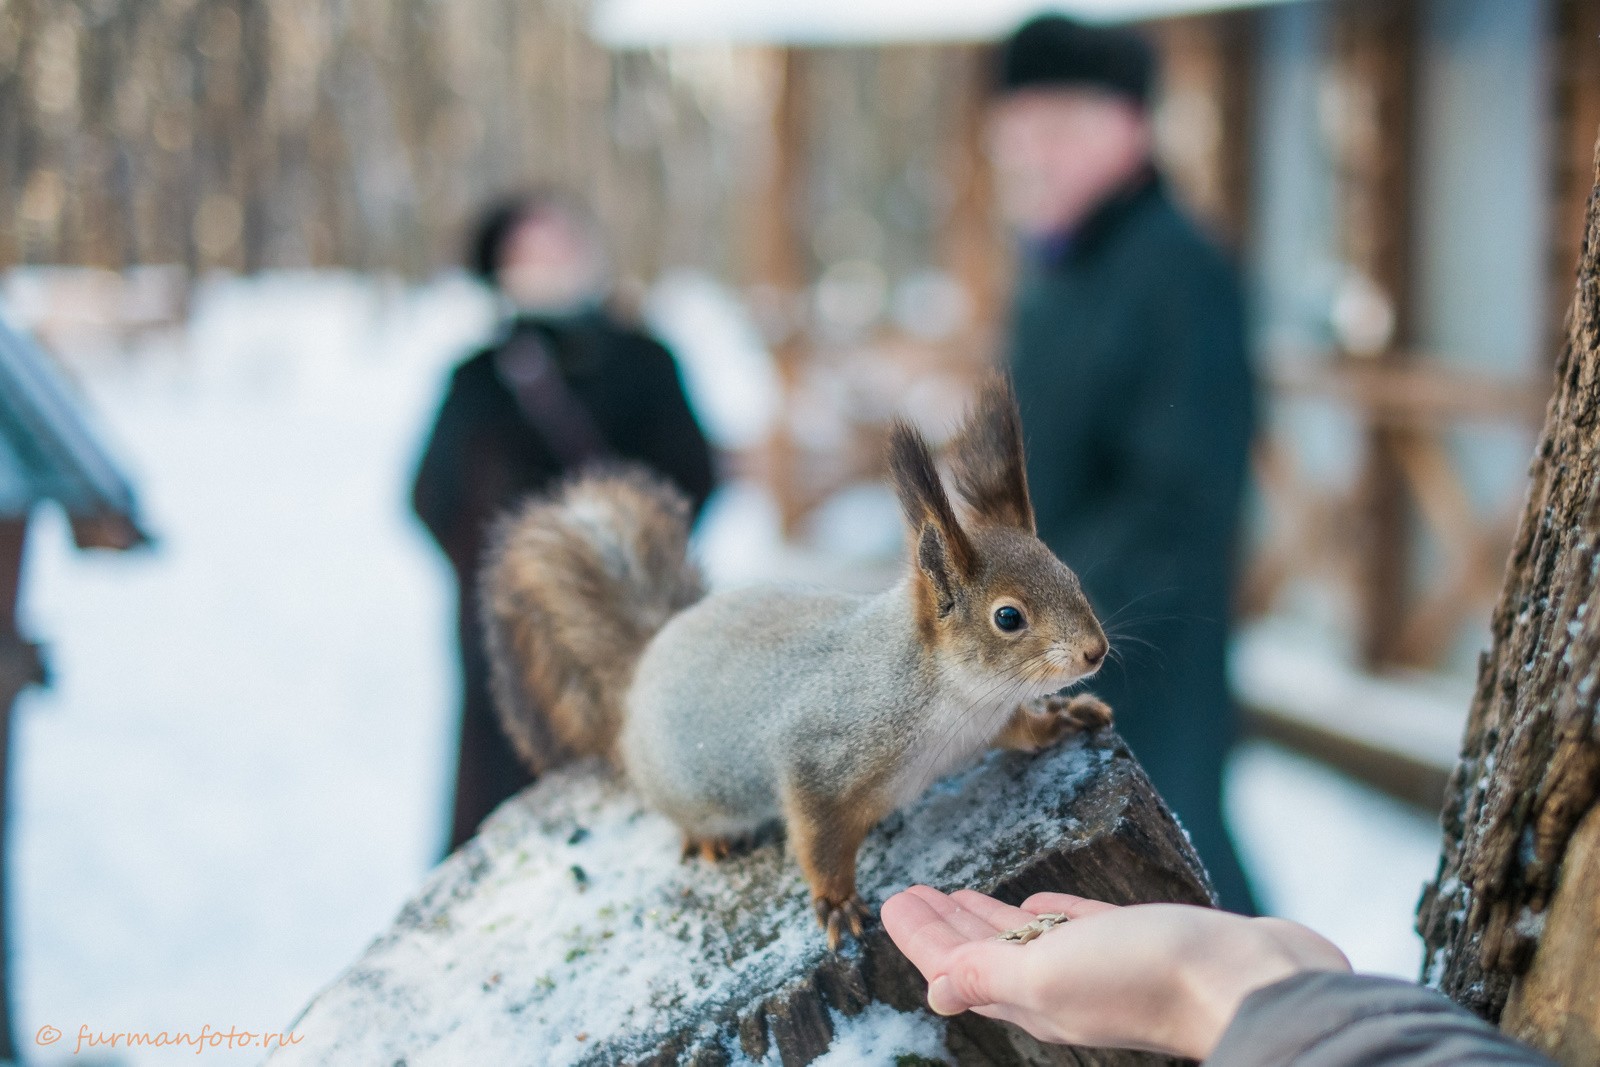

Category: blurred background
[1, 0, 1597, 1061]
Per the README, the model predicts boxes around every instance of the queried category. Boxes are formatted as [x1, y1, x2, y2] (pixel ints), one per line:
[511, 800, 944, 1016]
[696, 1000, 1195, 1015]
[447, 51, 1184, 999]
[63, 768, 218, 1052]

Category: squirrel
[481, 375, 1111, 947]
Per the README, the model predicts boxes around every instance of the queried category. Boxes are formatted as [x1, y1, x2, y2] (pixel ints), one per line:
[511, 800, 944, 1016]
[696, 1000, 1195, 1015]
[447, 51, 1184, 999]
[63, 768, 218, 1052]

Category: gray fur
[620, 576, 1077, 838]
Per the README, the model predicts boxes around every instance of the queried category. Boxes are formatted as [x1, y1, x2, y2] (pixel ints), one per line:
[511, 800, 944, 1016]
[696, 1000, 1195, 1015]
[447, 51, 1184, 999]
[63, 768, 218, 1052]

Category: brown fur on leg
[782, 782, 886, 949]
[995, 693, 1112, 752]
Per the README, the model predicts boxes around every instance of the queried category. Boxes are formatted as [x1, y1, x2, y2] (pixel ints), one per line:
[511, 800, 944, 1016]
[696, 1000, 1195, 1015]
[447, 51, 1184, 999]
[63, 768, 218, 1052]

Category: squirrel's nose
[1083, 638, 1108, 670]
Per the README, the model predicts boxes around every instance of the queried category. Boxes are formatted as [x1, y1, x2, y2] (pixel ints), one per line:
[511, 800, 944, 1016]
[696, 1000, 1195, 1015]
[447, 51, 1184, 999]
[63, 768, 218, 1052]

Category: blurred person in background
[412, 190, 715, 855]
[989, 16, 1257, 912]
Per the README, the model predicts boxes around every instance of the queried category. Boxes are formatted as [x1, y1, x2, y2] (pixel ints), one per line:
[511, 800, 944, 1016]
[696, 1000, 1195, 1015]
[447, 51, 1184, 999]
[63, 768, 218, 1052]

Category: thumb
[927, 945, 1016, 1015]
[927, 976, 967, 1015]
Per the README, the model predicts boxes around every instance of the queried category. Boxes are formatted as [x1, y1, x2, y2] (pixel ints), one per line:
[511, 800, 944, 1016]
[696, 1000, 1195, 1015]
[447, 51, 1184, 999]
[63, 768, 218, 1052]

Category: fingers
[1021, 892, 1120, 919]
[880, 890, 972, 978]
[904, 885, 1006, 942]
[884, 887, 1039, 1018]
[949, 889, 1035, 933]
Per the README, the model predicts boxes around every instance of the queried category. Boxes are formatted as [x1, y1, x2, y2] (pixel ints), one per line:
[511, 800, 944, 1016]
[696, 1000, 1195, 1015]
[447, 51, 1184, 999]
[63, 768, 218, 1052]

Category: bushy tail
[480, 468, 704, 774]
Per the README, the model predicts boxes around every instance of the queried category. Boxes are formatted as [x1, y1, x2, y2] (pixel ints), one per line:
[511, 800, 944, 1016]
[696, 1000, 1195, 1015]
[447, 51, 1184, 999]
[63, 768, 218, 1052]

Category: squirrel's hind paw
[681, 833, 754, 863]
[814, 894, 869, 949]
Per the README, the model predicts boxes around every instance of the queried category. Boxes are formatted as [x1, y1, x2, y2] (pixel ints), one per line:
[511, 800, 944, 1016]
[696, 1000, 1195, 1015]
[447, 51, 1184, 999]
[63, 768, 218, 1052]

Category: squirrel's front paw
[1049, 692, 1113, 732]
[1009, 693, 1113, 750]
[812, 894, 868, 950]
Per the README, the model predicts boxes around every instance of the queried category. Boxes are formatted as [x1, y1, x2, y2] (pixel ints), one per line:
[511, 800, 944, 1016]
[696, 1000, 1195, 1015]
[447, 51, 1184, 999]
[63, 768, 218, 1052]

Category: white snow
[592, 0, 1302, 47]
[5, 269, 1455, 1064]
[804, 1003, 948, 1066]
[268, 723, 1112, 1064]
[644, 270, 782, 451]
[1227, 739, 1444, 978]
[1231, 620, 1472, 770]
[8, 271, 491, 1065]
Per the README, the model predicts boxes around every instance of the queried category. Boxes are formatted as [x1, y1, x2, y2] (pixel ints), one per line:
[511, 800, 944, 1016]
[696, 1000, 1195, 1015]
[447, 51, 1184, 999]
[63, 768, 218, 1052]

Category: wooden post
[1503, 804, 1600, 1061]
[1212, 10, 1259, 253]
[1329, 0, 1419, 671]
[748, 47, 814, 537]
[1147, 11, 1258, 251]
[940, 45, 1006, 355]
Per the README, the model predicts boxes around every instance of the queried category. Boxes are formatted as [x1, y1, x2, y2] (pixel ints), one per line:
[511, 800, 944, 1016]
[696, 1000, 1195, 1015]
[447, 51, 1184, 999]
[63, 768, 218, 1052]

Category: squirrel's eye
[994, 606, 1024, 632]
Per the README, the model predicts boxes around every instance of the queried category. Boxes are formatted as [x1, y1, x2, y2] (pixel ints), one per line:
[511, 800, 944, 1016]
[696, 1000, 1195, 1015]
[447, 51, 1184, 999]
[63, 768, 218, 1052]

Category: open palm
[880, 885, 1349, 1059]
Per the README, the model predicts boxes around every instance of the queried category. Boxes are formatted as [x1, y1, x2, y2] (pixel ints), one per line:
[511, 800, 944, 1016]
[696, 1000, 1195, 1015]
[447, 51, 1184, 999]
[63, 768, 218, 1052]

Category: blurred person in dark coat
[412, 191, 715, 854]
[989, 16, 1258, 912]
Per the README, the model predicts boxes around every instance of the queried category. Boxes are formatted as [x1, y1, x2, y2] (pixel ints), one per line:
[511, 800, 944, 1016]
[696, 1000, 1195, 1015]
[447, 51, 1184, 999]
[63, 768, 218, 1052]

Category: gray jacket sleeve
[1207, 972, 1552, 1066]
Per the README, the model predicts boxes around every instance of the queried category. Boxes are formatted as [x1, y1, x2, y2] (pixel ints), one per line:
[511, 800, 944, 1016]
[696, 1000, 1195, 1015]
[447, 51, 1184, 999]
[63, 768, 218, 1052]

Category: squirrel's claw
[1001, 692, 1113, 752]
[682, 833, 750, 863]
[1031, 692, 1113, 743]
[814, 894, 869, 949]
[1052, 692, 1112, 732]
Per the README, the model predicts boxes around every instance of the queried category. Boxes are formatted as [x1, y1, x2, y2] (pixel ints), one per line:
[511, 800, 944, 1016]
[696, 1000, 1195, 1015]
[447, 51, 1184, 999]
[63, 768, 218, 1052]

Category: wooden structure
[743, 43, 1002, 533]
[716, 0, 1595, 686]
[1241, 360, 1547, 669]
[5, 0, 1587, 681]
[0, 316, 148, 1060]
[271, 729, 1211, 1066]
[1167, 0, 1600, 681]
[1417, 132, 1600, 1064]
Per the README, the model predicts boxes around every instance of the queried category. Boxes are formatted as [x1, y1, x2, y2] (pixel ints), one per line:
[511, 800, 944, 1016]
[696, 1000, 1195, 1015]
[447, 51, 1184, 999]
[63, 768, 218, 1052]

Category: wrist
[1170, 918, 1351, 1059]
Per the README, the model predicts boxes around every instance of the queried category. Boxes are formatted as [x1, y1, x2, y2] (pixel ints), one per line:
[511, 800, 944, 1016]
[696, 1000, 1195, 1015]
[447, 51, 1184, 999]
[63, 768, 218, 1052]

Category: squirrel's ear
[947, 374, 1035, 534]
[914, 520, 964, 616]
[889, 420, 975, 612]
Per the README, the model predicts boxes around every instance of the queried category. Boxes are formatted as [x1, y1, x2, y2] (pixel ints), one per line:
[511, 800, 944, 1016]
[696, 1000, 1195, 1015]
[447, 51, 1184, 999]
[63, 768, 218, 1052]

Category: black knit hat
[465, 187, 598, 285]
[994, 14, 1156, 105]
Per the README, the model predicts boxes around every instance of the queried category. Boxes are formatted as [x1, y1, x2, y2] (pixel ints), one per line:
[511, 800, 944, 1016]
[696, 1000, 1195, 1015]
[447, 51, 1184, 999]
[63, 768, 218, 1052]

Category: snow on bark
[271, 732, 1209, 1066]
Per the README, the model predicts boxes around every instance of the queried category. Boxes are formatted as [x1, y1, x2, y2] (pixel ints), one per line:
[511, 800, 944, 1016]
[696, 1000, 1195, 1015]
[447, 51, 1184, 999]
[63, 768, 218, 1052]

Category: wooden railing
[1241, 355, 1547, 671]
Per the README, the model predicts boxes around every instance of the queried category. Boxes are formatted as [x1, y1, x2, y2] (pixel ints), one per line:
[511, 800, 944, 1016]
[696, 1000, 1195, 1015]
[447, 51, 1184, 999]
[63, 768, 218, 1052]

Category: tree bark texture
[272, 730, 1213, 1066]
[1416, 135, 1600, 1035]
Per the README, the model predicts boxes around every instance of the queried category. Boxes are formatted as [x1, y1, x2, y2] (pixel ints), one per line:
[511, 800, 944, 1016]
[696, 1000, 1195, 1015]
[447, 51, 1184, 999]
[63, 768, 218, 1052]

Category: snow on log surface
[272, 730, 1211, 1066]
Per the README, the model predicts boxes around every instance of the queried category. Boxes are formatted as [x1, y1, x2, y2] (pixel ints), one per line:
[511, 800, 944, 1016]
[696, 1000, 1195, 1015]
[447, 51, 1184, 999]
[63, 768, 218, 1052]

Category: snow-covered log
[273, 730, 1211, 1066]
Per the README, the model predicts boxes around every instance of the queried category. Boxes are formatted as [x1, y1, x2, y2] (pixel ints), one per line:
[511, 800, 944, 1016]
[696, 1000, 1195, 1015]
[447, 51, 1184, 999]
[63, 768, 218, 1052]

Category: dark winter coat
[1211, 971, 1551, 1065]
[1007, 174, 1257, 911]
[412, 309, 715, 852]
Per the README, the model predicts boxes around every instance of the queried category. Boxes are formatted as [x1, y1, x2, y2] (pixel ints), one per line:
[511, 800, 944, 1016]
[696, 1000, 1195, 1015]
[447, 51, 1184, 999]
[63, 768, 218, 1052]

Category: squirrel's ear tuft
[888, 420, 975, 605]
[947, 374, 1035, 533]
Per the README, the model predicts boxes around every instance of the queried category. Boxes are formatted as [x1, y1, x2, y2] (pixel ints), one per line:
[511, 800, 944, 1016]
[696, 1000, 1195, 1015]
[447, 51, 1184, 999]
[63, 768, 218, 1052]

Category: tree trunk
[1416, 132, 1600, 1054]
[271, 730, 1212, 1066]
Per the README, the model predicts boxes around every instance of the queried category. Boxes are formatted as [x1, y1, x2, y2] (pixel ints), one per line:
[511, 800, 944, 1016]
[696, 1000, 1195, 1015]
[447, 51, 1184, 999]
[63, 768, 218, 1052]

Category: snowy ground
[8, 272, 1445, 1065]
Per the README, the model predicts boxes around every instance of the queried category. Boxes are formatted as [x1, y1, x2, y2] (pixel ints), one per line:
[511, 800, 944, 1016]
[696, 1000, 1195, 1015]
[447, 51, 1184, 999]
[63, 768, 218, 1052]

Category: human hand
[880, 885, 1350, 1059]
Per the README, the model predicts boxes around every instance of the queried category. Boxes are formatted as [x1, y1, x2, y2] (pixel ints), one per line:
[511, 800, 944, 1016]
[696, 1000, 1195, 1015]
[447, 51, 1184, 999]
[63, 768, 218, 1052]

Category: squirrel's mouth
[1041, 647, 1103, 689]
[1034, 666, 1081, 695]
